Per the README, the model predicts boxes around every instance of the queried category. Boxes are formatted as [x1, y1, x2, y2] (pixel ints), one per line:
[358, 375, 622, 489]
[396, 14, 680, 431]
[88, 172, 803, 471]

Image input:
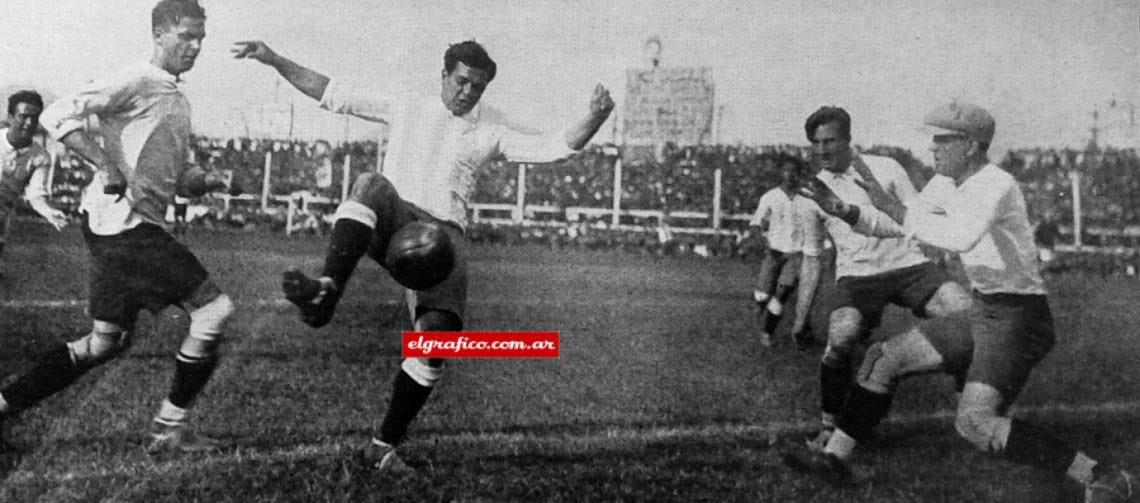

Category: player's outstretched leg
[147, 294, 233, 455]
[0, 325, 132, 452]
[283, 173, 407, 328]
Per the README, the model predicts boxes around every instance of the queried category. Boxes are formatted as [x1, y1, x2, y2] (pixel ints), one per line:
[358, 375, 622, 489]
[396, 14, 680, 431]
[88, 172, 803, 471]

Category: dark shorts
[834, 262, 950, 330]
[173, 203, 188, 221]
[755, 249, 802, 294]
[83, 220, 218, 327]
[365, 200, 468, 327]
[927, 292, 1055, 401]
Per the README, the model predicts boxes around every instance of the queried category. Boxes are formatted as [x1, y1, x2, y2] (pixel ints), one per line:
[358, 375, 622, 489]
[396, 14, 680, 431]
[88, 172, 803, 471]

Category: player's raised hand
[850, 152, 894, 207]
[850, 152, 907, 222]
[231, 40, 279, 65]
[797, 178, 849, 217]
[589, 83, 615, 118]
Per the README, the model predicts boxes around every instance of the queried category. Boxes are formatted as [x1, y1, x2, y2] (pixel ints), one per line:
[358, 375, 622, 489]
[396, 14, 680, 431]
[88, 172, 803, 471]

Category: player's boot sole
[282, 269, 339, 328]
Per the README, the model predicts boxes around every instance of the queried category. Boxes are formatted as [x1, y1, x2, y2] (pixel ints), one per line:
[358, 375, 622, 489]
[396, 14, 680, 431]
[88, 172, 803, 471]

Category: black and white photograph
[0, 0, 1137, 501]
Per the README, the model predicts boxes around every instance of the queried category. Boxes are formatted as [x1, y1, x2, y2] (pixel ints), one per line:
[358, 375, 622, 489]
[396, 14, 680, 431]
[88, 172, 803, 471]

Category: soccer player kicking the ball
[234, 39, 614, 473]
[787, 102, 1136, 502]
[0, 90, 71, 276]
[0, 0, 237, 456]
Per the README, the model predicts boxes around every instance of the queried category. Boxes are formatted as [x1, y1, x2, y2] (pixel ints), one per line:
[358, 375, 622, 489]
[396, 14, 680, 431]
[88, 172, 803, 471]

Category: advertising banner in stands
[623, 67, 715, 164]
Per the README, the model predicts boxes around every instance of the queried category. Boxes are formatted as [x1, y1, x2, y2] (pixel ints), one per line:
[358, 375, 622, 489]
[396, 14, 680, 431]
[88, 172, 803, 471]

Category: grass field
[0, 221, 1138, 502]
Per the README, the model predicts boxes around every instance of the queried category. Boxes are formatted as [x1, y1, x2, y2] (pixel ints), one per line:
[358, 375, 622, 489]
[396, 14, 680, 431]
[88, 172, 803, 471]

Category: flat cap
[921, 102, 995, 143]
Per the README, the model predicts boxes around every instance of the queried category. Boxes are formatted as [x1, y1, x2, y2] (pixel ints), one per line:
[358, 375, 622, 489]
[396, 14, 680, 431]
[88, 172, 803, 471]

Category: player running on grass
[745, 153, 818, 348]
[234, 38, 614, 474]
[786, 101, 1137, 502]
[0, 0, 238, 457]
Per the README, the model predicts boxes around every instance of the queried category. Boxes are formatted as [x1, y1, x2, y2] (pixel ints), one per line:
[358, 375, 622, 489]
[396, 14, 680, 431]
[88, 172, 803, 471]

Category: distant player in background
[787, 101, 1137, 502]
[234, 38, 614, 473]
[0, 91, 70, 275]
[172, 194, 190, 237]
[796, 106, 973, 449]
[0, 0, 237, 457]
[1035, 209, 1062, 273]
[746, 153, 817, 348]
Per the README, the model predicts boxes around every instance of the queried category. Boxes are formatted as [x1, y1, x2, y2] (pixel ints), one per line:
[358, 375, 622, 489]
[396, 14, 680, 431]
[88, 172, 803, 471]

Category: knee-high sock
[1, 344, 91, 412]
[321, 219, 373, 291]
[820, 362, 851, 422]
[377, 370, 433, 447]
[167, 351, 219, 410]
[836, 385, 894, 443]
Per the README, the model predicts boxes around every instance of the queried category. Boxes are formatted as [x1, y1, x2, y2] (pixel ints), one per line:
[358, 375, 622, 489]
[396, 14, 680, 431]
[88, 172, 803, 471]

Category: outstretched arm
[232, 40, 330, 101]
[791, 210, 826, 334]
[564, 84, 614, 150]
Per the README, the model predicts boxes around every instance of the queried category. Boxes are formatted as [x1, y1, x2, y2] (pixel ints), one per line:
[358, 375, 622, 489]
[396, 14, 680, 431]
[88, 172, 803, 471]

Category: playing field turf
[0, 222, 1137, 502]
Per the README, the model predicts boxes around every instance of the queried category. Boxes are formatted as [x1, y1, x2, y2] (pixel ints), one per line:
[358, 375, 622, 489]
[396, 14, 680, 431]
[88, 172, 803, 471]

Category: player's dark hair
[804, 106, 851, 142]
[772, 152, 809, 176]
[444, 40, 497, 82]
[152, 0, 206, 32]
[8, 90, 43, 115]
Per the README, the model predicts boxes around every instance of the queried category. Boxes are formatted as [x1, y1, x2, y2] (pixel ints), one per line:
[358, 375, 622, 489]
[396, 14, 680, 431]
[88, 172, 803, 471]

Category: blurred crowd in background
[37, 136, 1140, 277]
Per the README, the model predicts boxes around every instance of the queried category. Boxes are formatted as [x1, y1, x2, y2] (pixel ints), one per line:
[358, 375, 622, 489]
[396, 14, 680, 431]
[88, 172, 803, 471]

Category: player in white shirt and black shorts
[786, 102, 1136, 502]
[748, 153, 818, 348]
[0, 0, 238, 458]
[235, 38, 615, 473]
[796, 106, 973, 449]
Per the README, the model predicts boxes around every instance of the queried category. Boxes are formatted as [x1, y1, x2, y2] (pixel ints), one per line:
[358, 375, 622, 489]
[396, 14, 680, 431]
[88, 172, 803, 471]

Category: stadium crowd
[39, 136, 1140, 276]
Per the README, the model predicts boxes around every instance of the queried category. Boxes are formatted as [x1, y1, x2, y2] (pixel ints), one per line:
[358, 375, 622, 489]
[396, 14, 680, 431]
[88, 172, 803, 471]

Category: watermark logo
[402, 331, 560, 358]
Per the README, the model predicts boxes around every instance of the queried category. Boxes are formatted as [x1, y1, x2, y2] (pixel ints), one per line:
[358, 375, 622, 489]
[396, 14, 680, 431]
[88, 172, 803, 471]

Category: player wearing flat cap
[234, 38, 614, 474]
[788, 102, 1137, 502]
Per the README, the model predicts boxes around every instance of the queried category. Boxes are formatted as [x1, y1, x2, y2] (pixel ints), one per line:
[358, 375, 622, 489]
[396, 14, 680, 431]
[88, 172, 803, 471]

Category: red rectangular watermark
[402, 331, 560, 358]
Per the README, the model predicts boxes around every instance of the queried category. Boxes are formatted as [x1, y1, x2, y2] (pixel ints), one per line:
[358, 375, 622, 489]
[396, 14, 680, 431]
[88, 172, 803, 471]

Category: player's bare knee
[415, 309, 461, 332]
[924, 282, 972, 318]
[67, 329, 131, 366]
[188, 294, 234, 347]
[402, 357, 444, 387]
[347, 172, 396, 210]
[824, 308, 863, 364]
[855, 342, 896, 393]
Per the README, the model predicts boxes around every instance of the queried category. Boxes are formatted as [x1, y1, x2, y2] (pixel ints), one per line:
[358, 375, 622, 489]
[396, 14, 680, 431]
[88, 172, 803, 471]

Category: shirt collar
[822, 164, 854, 180]
[439, 98, 481, 125]
[143, 59, 184, 84]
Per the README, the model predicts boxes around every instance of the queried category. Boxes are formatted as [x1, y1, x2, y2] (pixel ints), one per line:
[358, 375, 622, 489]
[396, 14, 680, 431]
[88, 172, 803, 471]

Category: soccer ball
[385, 221, 456, 291]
